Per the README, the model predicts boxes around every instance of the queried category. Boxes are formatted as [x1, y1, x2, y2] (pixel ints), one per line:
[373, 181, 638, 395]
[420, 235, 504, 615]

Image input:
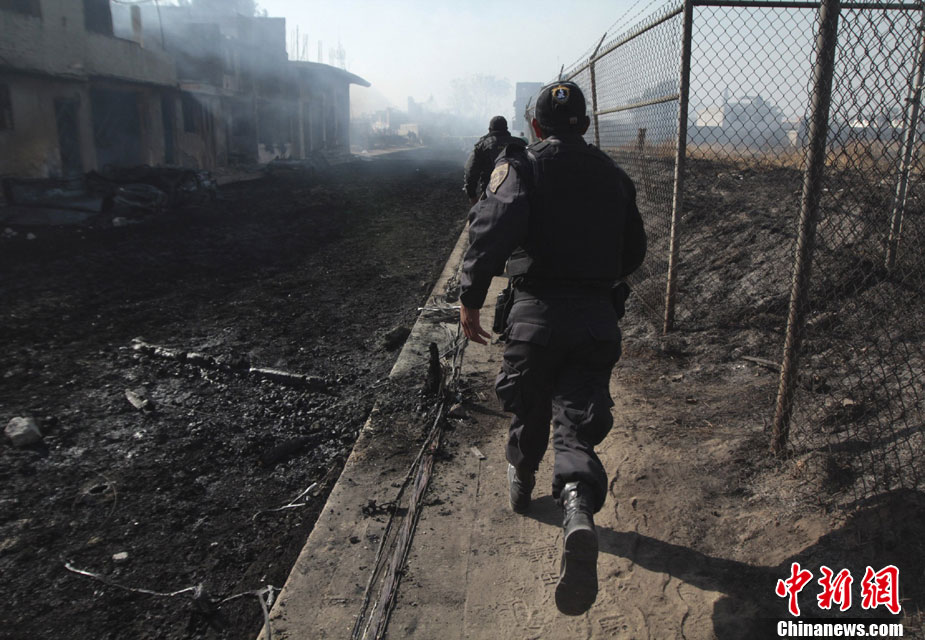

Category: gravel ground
[0, 148, 466, 639]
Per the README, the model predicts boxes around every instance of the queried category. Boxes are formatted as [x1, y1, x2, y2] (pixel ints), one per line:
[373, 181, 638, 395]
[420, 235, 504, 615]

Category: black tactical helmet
[533, 81, 587, 132]
[489, 115, 508, 132]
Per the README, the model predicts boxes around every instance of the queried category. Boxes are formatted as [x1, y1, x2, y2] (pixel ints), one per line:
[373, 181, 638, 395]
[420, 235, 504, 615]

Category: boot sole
[555, 525, 598, 616]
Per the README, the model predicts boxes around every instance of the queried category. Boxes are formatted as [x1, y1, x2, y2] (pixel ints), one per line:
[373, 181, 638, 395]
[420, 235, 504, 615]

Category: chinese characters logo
[775, 563, 900, 616]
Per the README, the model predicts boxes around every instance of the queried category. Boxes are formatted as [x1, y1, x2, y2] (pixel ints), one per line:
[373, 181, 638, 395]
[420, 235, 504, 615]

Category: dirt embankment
[0, 149, 466, 639]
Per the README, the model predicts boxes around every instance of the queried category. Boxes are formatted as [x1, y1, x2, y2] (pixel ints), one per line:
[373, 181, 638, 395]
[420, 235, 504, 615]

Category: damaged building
[0, 0, 176, 177]
[0, 0, 369, 179]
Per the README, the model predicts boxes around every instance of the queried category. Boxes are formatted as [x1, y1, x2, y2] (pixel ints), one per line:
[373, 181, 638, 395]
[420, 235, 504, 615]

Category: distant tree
[450, 74, 512, 124]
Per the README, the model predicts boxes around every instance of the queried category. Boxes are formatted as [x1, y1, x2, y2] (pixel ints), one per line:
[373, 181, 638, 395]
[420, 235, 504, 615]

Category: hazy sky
[257, 0, 646, 111]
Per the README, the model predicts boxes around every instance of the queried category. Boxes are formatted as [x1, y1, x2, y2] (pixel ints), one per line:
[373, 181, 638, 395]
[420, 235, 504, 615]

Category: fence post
[771, 0, 841, 455]
[663, 0, 693, 334]
[886, 10, 925, 271]
[637, 127, 653, 202]
[589, 33, 607, 148]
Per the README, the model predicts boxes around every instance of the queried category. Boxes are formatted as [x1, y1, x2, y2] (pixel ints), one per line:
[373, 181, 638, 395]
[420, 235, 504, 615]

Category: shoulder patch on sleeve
[488, 162, 510, 193]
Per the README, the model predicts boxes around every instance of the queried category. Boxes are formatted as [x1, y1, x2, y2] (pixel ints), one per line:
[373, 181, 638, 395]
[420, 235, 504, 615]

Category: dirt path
[269, 244, 923, 639]
[385, 296, 820, 640]
[383, 301, 924, 639]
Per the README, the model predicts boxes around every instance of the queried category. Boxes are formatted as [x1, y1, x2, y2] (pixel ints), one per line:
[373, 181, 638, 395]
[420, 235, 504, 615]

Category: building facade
[0, 0, 176, 177]
[0, 0, 369, 179]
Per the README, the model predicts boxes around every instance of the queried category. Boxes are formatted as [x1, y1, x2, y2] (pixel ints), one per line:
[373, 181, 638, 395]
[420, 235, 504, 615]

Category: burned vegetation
[0, 151, 466, 639]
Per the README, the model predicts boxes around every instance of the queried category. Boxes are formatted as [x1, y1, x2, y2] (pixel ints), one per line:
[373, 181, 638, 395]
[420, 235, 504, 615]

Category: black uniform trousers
[494, 286, 621, 513]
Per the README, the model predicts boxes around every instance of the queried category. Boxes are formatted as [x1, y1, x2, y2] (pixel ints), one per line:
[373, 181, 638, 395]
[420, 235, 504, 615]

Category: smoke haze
[256, 0, 641, 116]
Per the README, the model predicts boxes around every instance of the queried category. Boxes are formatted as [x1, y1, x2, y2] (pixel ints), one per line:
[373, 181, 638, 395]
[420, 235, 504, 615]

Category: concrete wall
[295, 69, 355, 155]
[139, 88, 167, 166]
[0, 73, 95, 177]
[0, 72, 174, 177]
[0, 1, 179, 177]
[90, 81, 169, 168]
[174, 92, 227, 170]
[0, 1, 176, 87]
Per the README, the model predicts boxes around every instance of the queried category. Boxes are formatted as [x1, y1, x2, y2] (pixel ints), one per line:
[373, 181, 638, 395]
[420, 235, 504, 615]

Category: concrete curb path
[263, 227, 737, 639]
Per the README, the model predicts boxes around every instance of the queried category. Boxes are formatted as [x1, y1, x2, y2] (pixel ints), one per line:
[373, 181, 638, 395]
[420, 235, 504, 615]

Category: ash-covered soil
[0, 149, 466, 639]
[628, 157, 924, 506]
[618, 158, 924, 633]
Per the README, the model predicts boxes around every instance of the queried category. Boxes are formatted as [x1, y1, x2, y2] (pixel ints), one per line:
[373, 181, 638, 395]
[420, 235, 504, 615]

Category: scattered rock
[125, 388, 155, 412]
[0, 536, 19, 554]
[215, 352, 250, 370]
[112, 551, 129, 563]
[807, 311, 837, 331]
[5, 417, 43, 447]
[186, 352, 216, 368]
[382, 326, 411, 351]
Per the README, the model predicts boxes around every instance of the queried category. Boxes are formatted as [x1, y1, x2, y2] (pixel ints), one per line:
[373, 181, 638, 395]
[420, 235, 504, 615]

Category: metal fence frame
[555, 0, 924, 485]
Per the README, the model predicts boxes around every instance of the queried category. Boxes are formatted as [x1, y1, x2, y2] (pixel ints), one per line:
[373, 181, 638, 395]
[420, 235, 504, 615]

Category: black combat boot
[555, 481, 598, 616]
[507, 463, 535, 514]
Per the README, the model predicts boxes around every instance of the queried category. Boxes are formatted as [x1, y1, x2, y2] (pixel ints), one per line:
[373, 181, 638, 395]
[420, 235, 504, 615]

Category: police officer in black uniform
[463, 115, 526, 205]
[458, 81, 646, 616]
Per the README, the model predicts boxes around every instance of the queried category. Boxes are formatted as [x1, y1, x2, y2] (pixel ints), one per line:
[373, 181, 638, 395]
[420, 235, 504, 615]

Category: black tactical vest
[506, 135, 632, 282]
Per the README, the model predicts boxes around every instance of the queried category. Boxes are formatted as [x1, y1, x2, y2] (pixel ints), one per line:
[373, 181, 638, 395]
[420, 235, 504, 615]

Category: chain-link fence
[551, 0, 924, 506]
[563, 3, 685, 324]
[782, 3, 925, 502]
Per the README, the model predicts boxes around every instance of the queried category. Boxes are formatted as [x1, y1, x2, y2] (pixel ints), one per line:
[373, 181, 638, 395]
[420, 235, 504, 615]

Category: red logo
[776, 562, 814, 616]
[776, 564, 901, 617]
[817, 566, 853, 611]
[860, 565, 901, 615]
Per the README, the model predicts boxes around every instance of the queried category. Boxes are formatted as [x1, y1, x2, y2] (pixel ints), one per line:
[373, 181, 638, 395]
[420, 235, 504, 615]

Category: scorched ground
[0, 149, 466, 639]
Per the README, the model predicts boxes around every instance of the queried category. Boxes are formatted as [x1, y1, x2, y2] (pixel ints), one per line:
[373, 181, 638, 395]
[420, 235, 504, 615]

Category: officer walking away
[463, 116, 526, 205]
[458, 81, 646, 616]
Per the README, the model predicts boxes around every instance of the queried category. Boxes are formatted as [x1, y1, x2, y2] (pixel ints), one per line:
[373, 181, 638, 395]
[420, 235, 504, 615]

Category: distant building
[696, 106, 725, 128]
[0, 0, 369, 179]
[513, 82, 543, 135]
[692, 95, 786, 148]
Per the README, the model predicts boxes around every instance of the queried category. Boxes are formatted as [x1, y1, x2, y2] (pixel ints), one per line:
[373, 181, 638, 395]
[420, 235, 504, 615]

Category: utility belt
[511, 276, 614, 294]
[492, 277, 631, 340]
